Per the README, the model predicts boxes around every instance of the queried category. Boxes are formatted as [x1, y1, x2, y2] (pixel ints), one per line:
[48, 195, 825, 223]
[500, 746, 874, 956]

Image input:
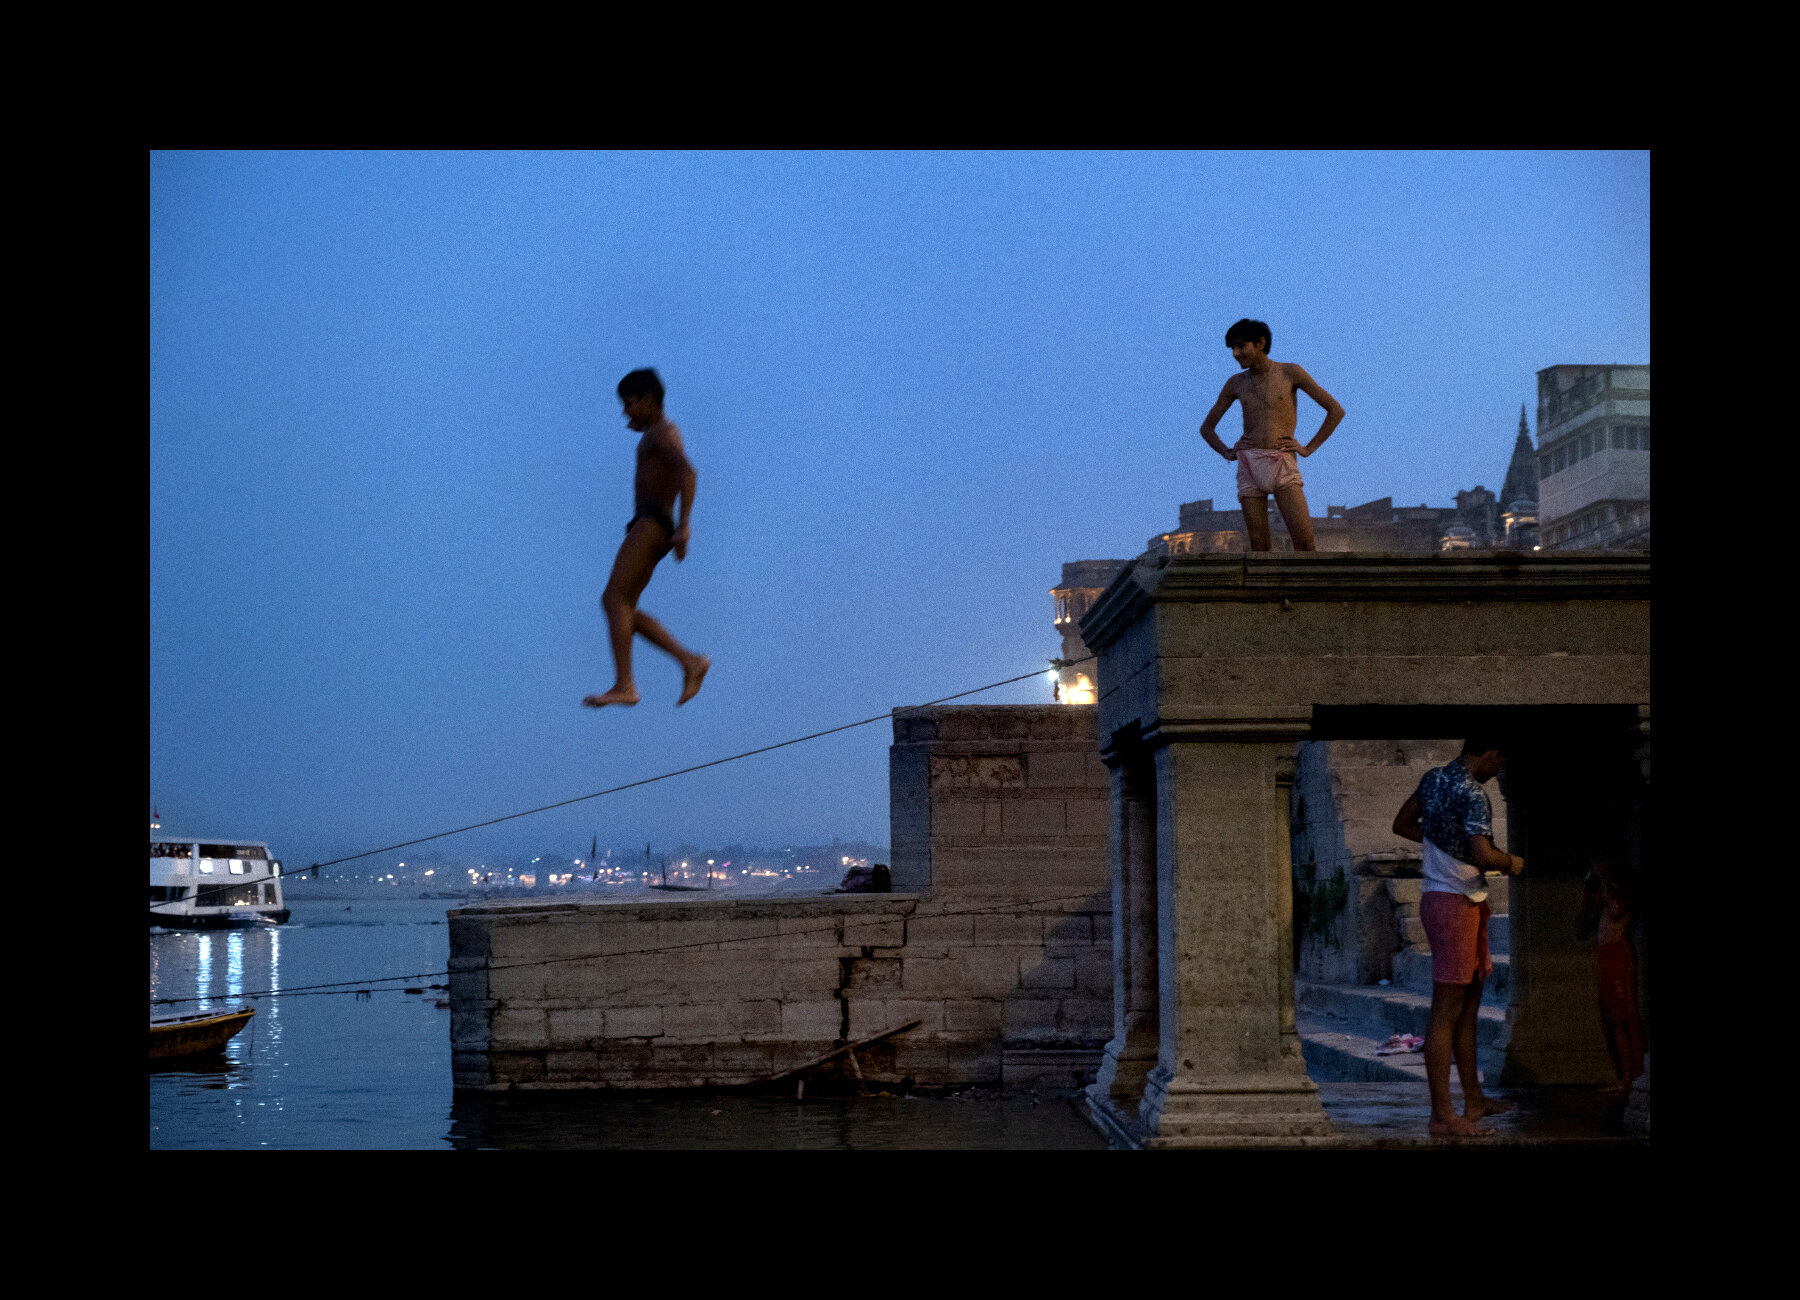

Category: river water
[149, 897, 1105, 1150]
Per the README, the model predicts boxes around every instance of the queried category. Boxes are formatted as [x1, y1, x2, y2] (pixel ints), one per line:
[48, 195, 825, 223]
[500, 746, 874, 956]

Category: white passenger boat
[150, 835, 291, 929]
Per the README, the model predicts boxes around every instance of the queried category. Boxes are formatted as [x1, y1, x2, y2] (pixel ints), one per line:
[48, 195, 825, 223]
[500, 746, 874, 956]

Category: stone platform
[1088, 1081, 1647, 1149]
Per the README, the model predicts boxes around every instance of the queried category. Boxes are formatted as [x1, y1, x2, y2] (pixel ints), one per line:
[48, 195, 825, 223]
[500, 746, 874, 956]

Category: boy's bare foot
[583, 687, 640, 708]
[1465, 1097, 1513, 1120]
[1428, 1115, 1496, 1138]
[678, 655, 710, 706]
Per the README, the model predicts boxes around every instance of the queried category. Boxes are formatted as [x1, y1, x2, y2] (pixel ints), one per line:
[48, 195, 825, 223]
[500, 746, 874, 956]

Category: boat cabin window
[151, 843, 195, 859]
[148, 886, 189, 903]
[202, 844, 266, 861]
[198, 883, 260, 908]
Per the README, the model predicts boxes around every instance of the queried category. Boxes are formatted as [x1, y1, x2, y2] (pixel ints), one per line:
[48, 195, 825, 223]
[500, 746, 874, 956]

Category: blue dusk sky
[149, 150, 1650, 870]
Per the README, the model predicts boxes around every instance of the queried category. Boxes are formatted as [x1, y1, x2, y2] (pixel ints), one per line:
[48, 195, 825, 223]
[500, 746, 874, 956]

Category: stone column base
[1085, 1087, 1348, 1149]
[1123, 1066, 1339, 1146]
[1089, 1025, 1157, 1105]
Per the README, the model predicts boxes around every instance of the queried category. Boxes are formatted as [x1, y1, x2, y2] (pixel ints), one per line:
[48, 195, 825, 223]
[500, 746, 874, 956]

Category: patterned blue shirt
[1414, 760, 1493, 867]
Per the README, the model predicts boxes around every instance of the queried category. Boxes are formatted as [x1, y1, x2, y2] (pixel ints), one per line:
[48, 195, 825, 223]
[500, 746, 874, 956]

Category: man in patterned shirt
[1393, 739, 1525, 1138]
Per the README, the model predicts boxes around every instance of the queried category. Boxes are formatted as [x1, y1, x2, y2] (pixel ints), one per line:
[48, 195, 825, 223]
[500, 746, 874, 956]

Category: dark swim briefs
[627, 503, 677, 560]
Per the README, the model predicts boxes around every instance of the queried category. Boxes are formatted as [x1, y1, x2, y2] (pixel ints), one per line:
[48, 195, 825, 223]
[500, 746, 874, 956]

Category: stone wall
[890, 705, 1110, 897]
[449, 704, 1114, 1091]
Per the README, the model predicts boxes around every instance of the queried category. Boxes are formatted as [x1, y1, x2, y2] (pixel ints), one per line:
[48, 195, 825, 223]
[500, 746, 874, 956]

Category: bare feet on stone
[583, 686, 640, 708]
[1429, 1115, 1496, 1138]
[1465, 1096, 1513, 1121]
[678, 655, 710, 706]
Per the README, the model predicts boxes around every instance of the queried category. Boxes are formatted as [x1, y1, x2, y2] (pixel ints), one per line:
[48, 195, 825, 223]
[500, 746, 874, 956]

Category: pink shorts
[1420, 890, 1493, 985]
[1235, 447, 1304, 498]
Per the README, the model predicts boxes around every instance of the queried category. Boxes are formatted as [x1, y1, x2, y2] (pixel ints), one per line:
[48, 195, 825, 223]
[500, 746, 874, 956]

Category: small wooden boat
[149, 1007, 255, 1059]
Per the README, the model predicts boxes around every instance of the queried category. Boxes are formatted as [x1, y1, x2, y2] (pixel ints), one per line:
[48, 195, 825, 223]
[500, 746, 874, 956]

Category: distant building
[1051, 560, 1129, 702]
[1145, 495, 1485, 556]
[1535, 364, 1650, 550]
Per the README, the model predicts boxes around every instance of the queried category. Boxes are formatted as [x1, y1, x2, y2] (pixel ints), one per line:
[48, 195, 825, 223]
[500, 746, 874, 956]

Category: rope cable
[149, 657, 1094, 914]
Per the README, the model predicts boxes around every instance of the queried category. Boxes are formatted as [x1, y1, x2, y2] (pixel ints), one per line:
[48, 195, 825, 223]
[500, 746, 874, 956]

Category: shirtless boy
[1197, 318, 1346, 551]
[583, 368, 709, 709]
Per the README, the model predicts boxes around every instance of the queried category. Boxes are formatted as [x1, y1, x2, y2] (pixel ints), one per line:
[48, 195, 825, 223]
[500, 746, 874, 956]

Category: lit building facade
[1535, 364, 1650, 550]
[1051, 560, 1128, 702]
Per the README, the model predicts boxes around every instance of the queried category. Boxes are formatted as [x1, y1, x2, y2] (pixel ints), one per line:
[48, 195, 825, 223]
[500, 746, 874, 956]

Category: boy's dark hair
[1461, 738, 1504, 758]
[1226, 318, 1272, 354]
[617, 368, 665, 403]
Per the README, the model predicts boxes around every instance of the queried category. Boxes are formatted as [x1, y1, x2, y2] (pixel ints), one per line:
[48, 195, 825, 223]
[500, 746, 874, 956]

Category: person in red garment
[1579, 849, 1648, 1094]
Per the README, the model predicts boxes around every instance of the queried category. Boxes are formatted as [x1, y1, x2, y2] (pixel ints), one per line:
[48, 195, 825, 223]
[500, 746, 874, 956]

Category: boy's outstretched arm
[1285, 364, 1345, 456]
[1198, 381, 1239, 460]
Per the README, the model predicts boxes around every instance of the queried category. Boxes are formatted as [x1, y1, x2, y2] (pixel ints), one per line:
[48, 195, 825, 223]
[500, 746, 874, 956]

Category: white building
[1536, 364, 1650, 550]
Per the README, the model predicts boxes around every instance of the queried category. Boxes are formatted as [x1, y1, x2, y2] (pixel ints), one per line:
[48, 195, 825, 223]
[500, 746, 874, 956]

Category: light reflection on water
[149, 897, 1105, 1150]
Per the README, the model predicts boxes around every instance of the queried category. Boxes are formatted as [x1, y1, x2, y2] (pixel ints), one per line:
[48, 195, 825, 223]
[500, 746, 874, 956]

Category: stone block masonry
[449, 705, 1114, 1091]
[449, 889, 1112, 1090]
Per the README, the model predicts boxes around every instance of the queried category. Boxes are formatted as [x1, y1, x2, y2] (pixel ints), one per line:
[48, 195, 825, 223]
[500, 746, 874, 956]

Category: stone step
[1295, 979, 1508, 1051]
[1297, 1009, 1507, 1087]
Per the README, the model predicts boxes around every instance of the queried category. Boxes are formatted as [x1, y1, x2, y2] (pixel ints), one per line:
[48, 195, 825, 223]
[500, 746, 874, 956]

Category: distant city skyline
[151, 150, 1650, 869]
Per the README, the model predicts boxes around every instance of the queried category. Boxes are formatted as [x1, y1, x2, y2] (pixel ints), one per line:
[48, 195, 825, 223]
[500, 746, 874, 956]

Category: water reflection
[149, 1055, 238, 1086]
[195, 933, 213, 1009]
[227, 931, 243, 1001]
[445, 1089, 1102, 1151]
[151, 899, 1107, 1149]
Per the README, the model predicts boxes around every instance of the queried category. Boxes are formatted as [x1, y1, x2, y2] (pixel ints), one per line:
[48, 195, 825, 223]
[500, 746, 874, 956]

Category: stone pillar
[1135, 711, 1333, 1144]
[1088, 735, 1158, 1107]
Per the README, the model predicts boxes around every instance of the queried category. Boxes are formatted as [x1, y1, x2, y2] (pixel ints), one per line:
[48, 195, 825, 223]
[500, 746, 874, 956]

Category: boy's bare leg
[584, 520, 709, 708]
[1273, 484, 1316, 550]
[630, 608, 710, 704]
[1426, 981, 1493, 1137]
[1241, 495, 1273, 551]
[584, 522, 665, 707]
[1455, 975, 1512, 1120]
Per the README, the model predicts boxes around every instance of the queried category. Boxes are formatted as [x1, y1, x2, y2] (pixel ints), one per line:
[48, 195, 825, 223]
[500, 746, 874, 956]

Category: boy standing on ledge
[583, 368, 709, 709]
[1197, 318, 1345, 551]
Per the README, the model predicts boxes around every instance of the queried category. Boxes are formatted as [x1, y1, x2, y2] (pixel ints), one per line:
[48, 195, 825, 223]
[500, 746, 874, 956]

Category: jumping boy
[583, 368, 710, 710]
[1197, 318, 1346, 551]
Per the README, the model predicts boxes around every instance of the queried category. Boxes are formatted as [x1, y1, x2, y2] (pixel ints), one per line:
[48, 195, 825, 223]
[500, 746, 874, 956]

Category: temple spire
[1500, 404, 1539, 508]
